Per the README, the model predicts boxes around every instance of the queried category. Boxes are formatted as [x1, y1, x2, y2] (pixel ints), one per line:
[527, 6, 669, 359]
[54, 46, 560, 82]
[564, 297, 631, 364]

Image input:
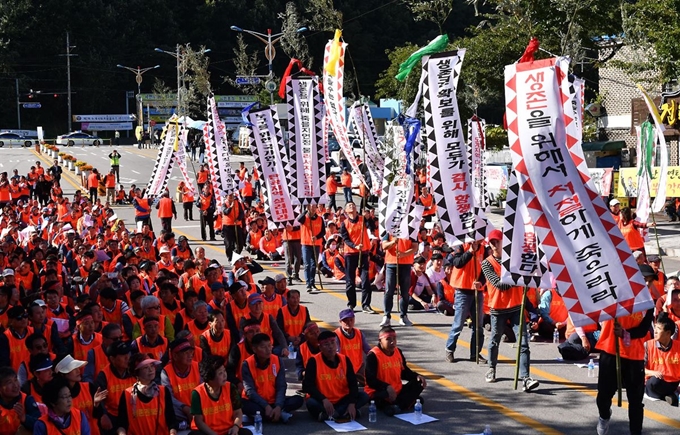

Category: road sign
[236, 76, 261, 86]
[74, 114, 136, 122]
[81, 122, 133, 131]
[22, 103, 41, 109]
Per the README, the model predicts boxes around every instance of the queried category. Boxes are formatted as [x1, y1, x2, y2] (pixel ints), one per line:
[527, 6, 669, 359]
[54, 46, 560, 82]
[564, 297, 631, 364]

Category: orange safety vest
[191, 382, 234, 433]
[221, 202, 242, 227]
[245, 313, 272, 341]
[384, 237, 416, 265]
[326, 177, 338, 195]
[249, 230, 263, 250]
[280, 305, 309, 339]
[312, 353, 350, 404]
[261, 294, 284, 320]
[618, 220, 645, 251]
[364, 346, 403, 398]
[182, 188, 194, 203]
[105, 174, 116, 188]
[197, 170, 209, 184]
[164, 361, 201, 406]
[243, 355, 278, 403]
[335, 327, 364, 370]
[141, 314, 167, 338]
[485, 256, 524, 310]
[160, 302, 181, 326]
[645, 339, 680, 383]
[134, 198, 150, 218]
[201, 329, 231, 359]
[548, 289, 569, 323]
[420, 193, 436, 216]
[301, 216, 324, 247]
[241, 181, 253, 197]
[199, 192, 213, 211]
[0, 392, 25, 435]
[229, 301, 250, 329]
[73, 332, 103, 363]
[123, 385, 169, 435]
[299, 341, 319, 369]
[450, 244, 485, 290]
[341, 172, 352, 188]
[72, 382, 99, 435]
[38, 409, 83, 435]
[439, 278, 456, 304]
[100, 364, 135, 416]
[135, 335, 168, 360]
[88, 173, 99, 189]
[342, 217, 370, 255]
[91, 345, 108, 381]
[333, 255, 345, 280]
[157, 197, 174, 218]
[260, 236, 278, 254]
[102, 300, 124, 326]
[4, 328, 33, 372]
[596, 313, 647, 360]
[186, 319, 209, 345]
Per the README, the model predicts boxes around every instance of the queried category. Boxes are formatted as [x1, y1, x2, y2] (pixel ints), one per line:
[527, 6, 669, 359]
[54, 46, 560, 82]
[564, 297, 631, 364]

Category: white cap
[159, 245, 171, 254]
[55, 355, 87, 374]
[2, 269, 14, 277]
[609, 199, 620, 206]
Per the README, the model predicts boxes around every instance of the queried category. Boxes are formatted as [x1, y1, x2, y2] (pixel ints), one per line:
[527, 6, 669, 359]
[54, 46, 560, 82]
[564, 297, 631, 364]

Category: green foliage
[402, 0, 455, 33]
[279, 2, 312, 66]
[374, 43, 422, 104]
[305, 0, 342, 32]
[484, 125, 508, 150]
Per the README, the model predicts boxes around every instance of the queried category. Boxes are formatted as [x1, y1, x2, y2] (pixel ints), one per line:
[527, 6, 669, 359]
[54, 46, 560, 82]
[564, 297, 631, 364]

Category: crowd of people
[0, 155, 677, 435]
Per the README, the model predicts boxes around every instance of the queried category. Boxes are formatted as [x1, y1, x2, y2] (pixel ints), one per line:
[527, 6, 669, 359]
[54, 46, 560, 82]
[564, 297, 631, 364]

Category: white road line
[131, 170, 140, 174]
[171, 225, 200, 229]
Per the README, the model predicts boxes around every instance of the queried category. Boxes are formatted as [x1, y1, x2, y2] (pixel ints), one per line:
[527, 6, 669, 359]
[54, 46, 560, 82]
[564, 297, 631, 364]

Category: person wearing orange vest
[131, 317, 169, 360]
[295, 322, 321, 381]
[33, 377, 91, 435]
[643, 312, 680, 406]
[417, 186, 437, 222]
[282, 222, 302, 285]
[116, 353, 178, 435]
[240, 294, 289, 358]
[0, 366, 42, 434]
[190, 354, 249, 435]
[200, 311, 231, 360]
[302, 330, 369, 422]
[340, 168, 353, 203]
[84, 324, 123, 384]
[3, 306, 34, 373]
[156, 191, 177, 233]
[221, 193, 245, 261]
[595, 268, 654, 435]
[380, 235, 418, 328]
[105, 169, 116, 205]
[240, 333, 303, 422]
[160, 337, 200, 427]
[609, 198, 621, 225]
[180, 183, 195, 221]
[365, 326, 426, 416]
[196, 165, 209, 192]
[340, 202, 373, 313]
[258, 229, 282, 262]
[198, 185, 216, 241]
[55, 354, 106, 435]
[241, 174, 255, 208]
[88, 168, 101, 202]
[532, 287, 569, 340]
[326, 174, 339, 212]
[297, 205, 325, 293]
[481, 229, 540, 392]
[20, 353, 53, 405]
[276, 289, 310, 348]
[95, 341, 135, 432]
[132, 188, 152, 230]
[335, 309, 370, 385]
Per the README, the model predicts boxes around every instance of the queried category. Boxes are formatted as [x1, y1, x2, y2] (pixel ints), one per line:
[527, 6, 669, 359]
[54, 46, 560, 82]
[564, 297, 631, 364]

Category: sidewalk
[645, 212, 680, 258]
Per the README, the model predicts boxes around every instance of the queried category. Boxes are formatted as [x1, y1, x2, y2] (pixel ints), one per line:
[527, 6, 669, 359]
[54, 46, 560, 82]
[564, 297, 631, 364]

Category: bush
[75, 161, 86, 167]
[81, 165, 93, 171]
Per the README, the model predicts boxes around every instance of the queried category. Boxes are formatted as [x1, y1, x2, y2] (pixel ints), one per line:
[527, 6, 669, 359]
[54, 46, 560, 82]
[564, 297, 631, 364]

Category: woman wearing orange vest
[191, 354, 250, 435]
[240, 334, 303, 422]
[116, 353, 178, 435]
[297, 205, 325, 293]
[335, 309, 370, 385]
[181, 182, 195, 221]
[200, 311, 231, 360]
[88, 168, 100, 202]
[381, 235, 418, 327]
[55, 354, 106, 435]
[365, 327, 426, 415]
[644, 313, 680, 406]
[33, 377, 91, 435]
[481, 229, 539, 391]
[618, 207, 651, 253]
[258, 229, 282, 262]
[595, 265, 655, 435]
[302, 330, 370, 421]
[160, 338, 200, 428]
[340, 202, 373, 312]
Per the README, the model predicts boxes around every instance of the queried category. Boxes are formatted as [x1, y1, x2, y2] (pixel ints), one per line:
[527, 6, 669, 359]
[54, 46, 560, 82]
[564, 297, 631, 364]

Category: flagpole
[473, 250, 480, 365]
[308, 219, 324, 292]
[644, 172, 665, 274]
[513, 286, 529, 390]
[615, 319, 623, 407]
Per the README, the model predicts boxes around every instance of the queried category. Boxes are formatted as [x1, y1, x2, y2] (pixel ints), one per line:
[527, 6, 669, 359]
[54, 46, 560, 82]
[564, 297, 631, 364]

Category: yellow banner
[618, 166, 680, 197]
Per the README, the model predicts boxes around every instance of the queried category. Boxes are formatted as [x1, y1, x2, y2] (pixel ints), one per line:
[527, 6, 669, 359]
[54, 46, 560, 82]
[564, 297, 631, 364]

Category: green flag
[638, 121, 654, 176]
[395, 34, 449, 82]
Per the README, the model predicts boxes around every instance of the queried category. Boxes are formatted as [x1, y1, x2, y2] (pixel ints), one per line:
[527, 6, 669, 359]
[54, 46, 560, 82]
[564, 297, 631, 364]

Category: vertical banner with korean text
[349, 102, 385, 195]
[173, 127, 197, 197]
[505, 58, 652, 326]
[204, 96, 238, 205]
[378, 125, 413, 238]
[423, 50, 487, 245]
[248, 108, 295, 226]
[468, 117, 488, 210]
[146, 123, 177, 197]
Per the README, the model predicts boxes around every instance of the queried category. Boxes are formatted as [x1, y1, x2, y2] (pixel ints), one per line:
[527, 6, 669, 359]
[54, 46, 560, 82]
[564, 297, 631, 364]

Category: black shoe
[470, 354, 487, 363]
[210, 238, 216, 241]
[446, 351, 455, 363]
[287, 278, 294, 286]
[292, 274, 301, 282]
[347, 305, 357, 312]
[307, 287, 314, 293]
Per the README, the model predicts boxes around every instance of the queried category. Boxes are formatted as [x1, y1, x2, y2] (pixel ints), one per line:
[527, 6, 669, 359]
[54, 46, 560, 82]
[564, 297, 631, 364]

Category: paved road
[11, 145, 680, 434]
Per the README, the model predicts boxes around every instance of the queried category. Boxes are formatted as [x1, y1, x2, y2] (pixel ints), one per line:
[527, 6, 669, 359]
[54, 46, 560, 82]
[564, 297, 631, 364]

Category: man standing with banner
[340, 202, 374, 313]
[297, 205, 325, 293]
[482, 229, 539, 392]
[221, 193, 245, 261]
[380, 236, 418, 327]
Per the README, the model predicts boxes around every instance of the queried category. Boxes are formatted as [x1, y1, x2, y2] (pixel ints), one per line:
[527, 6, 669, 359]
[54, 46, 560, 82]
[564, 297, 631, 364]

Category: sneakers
[280, 411, 293, 423]
[380, 316, 391, 327]
[399, 316, 413, 326]
[318, 411, 329, 422]
[362, 306, 377, 314]
[522, 377, 539, 392]
[445, 351, 455, 363]
[596, 416, 610, 435]
[485, 368, 496, 383]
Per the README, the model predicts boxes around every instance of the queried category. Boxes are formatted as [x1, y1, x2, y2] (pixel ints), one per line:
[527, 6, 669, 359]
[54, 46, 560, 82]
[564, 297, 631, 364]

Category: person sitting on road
[296, 321, 321, 382]
[259, 229, 282, 262]
[644, 312, 680, 406]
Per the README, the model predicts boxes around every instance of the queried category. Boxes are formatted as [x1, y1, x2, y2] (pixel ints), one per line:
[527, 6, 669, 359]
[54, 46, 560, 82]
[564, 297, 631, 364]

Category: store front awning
[581, 140, 626, 152]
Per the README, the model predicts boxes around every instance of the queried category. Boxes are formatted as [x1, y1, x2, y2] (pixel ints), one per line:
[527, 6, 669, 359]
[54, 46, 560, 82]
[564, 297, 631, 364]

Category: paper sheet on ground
[394, 412, 438, 425]
[324, 420, 367, 432]
[574, 363, 599, 369]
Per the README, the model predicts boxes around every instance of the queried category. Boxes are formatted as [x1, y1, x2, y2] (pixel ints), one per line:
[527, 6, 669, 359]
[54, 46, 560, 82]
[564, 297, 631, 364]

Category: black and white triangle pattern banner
[377, 124, 413, 239]
[173, 127, 197, 197]
[146, 122, 177, 198]
[349, 102, 384, 196]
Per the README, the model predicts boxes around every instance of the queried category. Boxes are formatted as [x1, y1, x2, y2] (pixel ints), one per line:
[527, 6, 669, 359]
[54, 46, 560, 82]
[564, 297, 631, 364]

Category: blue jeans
[302, 244, 318, 289]
[384, 265, 411, 319]
[445, 290, 484, 357]
[343, 187, 353, 203]
[488, 308, 530, 378]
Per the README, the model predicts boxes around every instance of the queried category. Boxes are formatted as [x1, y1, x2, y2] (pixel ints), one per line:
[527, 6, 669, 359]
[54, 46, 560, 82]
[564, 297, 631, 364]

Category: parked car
[56, 131, 101, 146]
[0, 132, 33, 147]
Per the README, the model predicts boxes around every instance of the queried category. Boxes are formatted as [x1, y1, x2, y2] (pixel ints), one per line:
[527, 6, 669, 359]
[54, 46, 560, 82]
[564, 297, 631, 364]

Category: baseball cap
[169, 337, 194, 353]
[639, 264, 658, 280]
[274, 274, 286, 282]
[228, 281, 247, 294]
[2, 269, 14, 277]
[159, 245, 171, 254]
[258, 277, 276, 286]
[55, 355, 87, 374]
[339, 308, 355, 321]
[609, 199, 620, 207]
[29, 354, 53, 373]
[488, 229, 503, 242]
[210, 282, 225, 292]
[107, 341, 131, 356]
[248, 293, 263, 305]
[648, 254, 661, 262]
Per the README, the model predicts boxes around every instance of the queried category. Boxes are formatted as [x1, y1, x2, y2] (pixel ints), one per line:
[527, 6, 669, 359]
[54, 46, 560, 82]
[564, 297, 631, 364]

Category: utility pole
[62, 32, 78, 132]
[16, 79, 20, 130]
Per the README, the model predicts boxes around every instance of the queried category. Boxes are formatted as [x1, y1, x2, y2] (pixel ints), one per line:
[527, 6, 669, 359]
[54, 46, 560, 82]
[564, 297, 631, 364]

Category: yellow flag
[324, 29, 343, 76]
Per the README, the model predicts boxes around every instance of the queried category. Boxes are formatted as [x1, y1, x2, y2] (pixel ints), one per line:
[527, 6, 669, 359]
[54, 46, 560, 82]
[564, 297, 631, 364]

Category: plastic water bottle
[553, 327, 559, 344]
[588, 358, 596, 378]
[414, 399, 422, 421]
[368, 400, 377, 423]
[483, 424, 492, 435]
[288, 342, 295, 359]
[254, 411, 263, 434]
[623, 330, 631, 347]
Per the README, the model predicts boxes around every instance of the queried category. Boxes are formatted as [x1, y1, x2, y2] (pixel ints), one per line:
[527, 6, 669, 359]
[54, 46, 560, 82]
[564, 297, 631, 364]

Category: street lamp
[155, 46, 211, 121]
[116, 64, 160, 130]
[230, 25, 307, 104]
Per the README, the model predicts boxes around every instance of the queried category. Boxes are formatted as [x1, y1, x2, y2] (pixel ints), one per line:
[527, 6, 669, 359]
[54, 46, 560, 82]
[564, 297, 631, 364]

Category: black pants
[223, 225, 244, 260]
[111, 165, 119, 182]
[161, 217, 172, 232]
[283, 240, 302, 277]
[328, 193, 337, 212]
[89, 187, 98, 202]
[189, 429, 252, 435]
[241, 396, 304, 419]
[345, 252, 370, 309]
[645, 376, 680, 402]
[183, 202, 193, 220]
[596, 351, 645, 435]
[200, 212, 214, 240]
[373, 379, 424, 412]
[135, 216, 153, 231]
